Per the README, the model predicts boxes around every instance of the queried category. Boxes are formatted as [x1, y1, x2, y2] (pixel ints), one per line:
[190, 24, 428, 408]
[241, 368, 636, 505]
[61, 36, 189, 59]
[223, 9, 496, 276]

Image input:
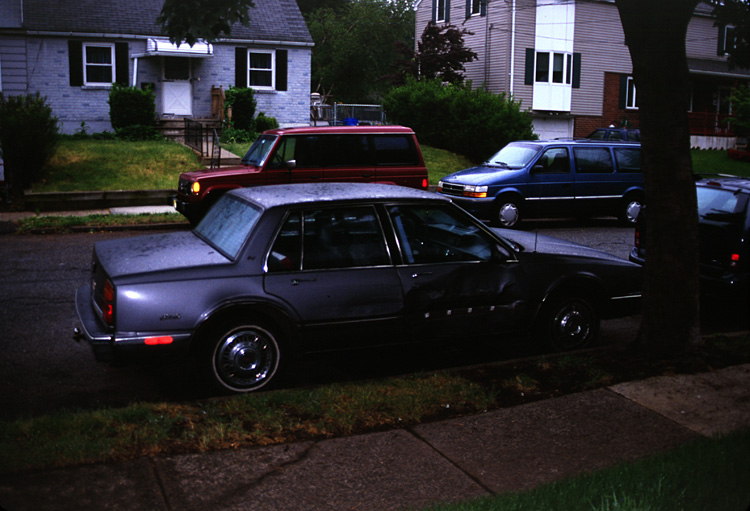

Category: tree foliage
[392, 22, 478, 86]
[384, 79, 535, 162]
[157, 0, 254, 46]
[0, 93, 59, 193]
[306, 0, 415, 102]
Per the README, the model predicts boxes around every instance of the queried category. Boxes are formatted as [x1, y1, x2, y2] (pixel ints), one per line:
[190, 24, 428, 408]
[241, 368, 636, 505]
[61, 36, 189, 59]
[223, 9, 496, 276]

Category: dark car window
[373, 135, 419, 165]
[387, 205, 502, 264]
[574, 147, 615, 174]
[194, 195, 262, 259]
[317, 135, 371, 167]
[535, 147, 570, 173]
[614, 148, 642, 173]
[268, 206, 390, 271]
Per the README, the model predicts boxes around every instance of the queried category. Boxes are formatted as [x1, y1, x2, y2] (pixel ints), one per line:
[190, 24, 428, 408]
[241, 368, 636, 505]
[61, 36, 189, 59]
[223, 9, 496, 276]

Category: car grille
[440, 182, 466, 197]
[178, 178, 192, 195]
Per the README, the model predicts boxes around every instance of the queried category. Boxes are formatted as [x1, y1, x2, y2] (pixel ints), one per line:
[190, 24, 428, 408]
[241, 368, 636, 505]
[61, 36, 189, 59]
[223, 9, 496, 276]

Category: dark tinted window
[373, 135, 418, 165]
[535, 147, 570, 173]
[318, 135, 370, 167]
[302, 206, 389, 270]
[267, 212, 302, 271]
[574, 147, 614, 174]
[614, 148, 642, 173]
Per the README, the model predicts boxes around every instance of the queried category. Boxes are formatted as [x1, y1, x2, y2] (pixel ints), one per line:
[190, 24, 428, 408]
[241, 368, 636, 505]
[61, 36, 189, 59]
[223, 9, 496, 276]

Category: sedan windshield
[486, 143, 541, 168]
[194, 195, 262, 259]
[697, 186, 748, 219]
[242, 135, 278, 166]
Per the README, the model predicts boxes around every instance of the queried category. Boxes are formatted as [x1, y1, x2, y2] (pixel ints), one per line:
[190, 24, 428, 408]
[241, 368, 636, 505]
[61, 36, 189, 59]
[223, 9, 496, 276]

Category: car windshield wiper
[486, 161, 510, 168]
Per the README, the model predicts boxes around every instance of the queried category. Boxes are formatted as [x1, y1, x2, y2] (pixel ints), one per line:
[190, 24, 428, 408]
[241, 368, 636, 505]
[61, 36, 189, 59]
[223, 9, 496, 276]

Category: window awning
[139, 38, 214, 58]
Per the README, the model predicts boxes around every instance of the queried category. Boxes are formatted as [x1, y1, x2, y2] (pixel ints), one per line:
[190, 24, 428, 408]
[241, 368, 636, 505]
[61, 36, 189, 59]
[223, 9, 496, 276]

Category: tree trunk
[615, 0, 701, 356]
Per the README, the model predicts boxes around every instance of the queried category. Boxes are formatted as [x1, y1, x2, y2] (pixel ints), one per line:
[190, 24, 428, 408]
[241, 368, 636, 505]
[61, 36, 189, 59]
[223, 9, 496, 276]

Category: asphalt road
[0, 220, 638, 420]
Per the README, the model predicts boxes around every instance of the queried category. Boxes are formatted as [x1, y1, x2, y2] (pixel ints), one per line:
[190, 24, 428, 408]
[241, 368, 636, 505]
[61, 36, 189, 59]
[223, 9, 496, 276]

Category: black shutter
[480, 0, 486, 16]
[465, 0, 470, 19]
[572, 52, 581, 89]
[235, 47, 247, 87]
[431, 0, 436, 21]
[445, 0, 451, 22]
[619, 74, 628, 109]
[718, 25, 726, 56]
[68, 40, 83, 86]
[115, 43, 129, 85]
[275, 50, 288, 91]
[524, 48, 534, 85]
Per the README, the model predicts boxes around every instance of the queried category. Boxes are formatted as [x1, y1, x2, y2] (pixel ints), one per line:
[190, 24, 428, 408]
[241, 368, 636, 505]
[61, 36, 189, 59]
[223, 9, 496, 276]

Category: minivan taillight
[102, 279, 115, 326]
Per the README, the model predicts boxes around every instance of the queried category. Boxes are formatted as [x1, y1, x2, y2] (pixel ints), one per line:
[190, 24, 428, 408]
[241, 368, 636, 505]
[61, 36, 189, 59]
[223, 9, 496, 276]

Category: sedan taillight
[102, 279, 115, 326]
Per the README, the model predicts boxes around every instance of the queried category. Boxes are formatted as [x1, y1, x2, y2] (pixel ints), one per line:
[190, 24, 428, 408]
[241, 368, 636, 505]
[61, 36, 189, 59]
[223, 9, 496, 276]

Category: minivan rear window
[614, 148, 642, 173]
[574, 147, 614, 174]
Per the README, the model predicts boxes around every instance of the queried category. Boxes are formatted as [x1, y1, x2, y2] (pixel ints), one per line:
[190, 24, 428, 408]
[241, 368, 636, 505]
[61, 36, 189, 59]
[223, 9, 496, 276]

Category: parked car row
[76, 183, 643, 393]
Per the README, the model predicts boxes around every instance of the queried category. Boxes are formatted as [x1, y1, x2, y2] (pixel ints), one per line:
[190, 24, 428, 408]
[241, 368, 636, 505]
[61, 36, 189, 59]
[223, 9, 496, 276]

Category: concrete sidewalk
[1, 364, 749, 511]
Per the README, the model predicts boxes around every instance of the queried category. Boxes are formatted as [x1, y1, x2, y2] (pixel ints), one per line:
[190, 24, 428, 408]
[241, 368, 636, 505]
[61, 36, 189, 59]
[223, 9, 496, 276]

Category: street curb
[22, 189, 175, 212]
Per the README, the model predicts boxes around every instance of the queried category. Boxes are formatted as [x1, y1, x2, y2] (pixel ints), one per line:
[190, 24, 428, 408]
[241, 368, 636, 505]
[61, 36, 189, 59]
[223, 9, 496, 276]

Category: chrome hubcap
[215, 327, 278, 391]
[498, 203, 519, 227]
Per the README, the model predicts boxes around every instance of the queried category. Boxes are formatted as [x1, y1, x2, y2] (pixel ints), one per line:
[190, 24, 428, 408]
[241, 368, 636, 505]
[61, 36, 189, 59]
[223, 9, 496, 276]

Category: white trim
[247, 49, 275, 90]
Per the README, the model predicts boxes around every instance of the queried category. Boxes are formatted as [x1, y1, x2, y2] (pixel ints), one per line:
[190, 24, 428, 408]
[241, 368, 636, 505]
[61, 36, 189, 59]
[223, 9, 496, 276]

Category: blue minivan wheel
[493, 197, 522, 228]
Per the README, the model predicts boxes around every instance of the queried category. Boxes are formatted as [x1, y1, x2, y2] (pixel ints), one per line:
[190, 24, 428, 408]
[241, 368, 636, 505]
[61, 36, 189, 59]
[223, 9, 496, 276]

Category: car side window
[373, 135, 419, 166]
[387, 205, 504, 264]
[614, 148, 642, 173]
[302, 206, 390, 270]
[574, 147, 615, 174]
[535, 147, 570, 173]
[267, 212, 302, 271]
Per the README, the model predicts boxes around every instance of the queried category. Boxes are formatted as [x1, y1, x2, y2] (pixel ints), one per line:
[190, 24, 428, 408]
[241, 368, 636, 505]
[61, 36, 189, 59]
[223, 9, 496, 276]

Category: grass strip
[422, 428, 750, 511]
[14, 212, 189, 234]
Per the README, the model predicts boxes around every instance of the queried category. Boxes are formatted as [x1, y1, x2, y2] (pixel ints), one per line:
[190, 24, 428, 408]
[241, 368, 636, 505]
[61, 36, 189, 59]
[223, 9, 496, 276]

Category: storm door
[162, 57, 192, 116]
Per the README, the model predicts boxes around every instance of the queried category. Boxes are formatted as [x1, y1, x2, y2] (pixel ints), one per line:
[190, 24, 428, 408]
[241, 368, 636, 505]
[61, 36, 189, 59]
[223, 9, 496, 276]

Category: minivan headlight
[463, 185, 488, 198]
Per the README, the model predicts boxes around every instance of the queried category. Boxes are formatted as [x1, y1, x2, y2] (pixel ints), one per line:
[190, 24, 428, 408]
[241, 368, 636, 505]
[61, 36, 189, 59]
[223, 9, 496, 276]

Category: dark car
[629, 175, 749, 308]
[587, 128, 641, 142]
[437, 140, 644, 228]
[76, 183, 642, 393]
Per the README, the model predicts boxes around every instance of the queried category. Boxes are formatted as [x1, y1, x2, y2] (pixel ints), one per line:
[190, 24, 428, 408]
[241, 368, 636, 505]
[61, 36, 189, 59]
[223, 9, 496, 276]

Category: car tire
[202, 321, 282, 393]
[539, 295, 599, 351]
[492, 196, 522, 228]
[619, 194, 643, 225]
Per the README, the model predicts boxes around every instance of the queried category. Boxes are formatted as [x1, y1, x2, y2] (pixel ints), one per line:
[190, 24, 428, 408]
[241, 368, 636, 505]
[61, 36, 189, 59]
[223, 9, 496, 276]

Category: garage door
[533, 117, 573, 140]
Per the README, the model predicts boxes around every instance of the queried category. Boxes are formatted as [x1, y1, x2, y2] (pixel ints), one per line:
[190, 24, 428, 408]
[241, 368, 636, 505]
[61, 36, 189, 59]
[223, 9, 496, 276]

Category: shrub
[115, 125, 161, 141]
[383, 78, 536, 162]
[221, 127, 254, 144]
[254, 112, 279, 133]
[0, 92, 59, 192]
[108, 84, 156, 130]
[225, 87, 257, 132]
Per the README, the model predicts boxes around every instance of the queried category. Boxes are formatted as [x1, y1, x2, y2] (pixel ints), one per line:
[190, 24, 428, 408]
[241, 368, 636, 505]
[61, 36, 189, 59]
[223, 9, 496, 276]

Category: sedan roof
[228, 183, 445, 209]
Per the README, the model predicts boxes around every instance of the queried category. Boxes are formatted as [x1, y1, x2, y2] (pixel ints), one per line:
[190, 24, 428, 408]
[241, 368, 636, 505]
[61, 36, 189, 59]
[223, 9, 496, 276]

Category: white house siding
[0, 37, 27, 94]
[687, 7, 721, 59]
[570, 0, 631, 117]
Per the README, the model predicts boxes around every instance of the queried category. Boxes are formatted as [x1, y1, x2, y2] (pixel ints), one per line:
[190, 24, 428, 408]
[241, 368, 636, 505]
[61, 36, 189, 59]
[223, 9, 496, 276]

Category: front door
[162, 57, 192, 116]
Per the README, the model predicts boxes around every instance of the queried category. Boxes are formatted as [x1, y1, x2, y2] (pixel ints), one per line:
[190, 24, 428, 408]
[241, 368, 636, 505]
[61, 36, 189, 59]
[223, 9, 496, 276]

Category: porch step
[157, 118, 221, 143]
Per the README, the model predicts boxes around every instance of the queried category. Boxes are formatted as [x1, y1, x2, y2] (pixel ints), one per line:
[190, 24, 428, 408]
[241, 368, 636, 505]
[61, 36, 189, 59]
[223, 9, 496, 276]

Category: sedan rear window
[697, 186, 748, 218]
[194, 195, 262, 259]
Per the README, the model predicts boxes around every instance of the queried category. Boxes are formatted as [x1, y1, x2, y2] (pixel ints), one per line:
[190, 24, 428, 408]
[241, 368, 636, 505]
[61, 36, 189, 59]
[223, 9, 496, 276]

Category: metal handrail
[184, 119, 222, 168]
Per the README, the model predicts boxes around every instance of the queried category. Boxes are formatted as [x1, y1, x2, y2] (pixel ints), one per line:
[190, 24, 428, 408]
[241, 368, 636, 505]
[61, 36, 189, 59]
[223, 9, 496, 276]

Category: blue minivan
[437, 140, 645, 227]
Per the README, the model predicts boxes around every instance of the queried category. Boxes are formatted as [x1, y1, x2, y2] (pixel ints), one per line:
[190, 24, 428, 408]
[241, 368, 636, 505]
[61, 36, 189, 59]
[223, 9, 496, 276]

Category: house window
[626, 76, 638, 109]
[468, 0, 481, 16]
[83, 43, 115, 85]
[248, 50, 275, 89]
[536, 51, 572, 84]
[436, 0, 449, 22]
[720, 25, 736, 55]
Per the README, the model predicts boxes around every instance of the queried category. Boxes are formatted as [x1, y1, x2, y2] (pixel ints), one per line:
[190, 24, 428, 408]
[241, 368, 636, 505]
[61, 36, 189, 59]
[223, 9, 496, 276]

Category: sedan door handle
[411, 272, 433, 278]
[292, 278, 317, 285]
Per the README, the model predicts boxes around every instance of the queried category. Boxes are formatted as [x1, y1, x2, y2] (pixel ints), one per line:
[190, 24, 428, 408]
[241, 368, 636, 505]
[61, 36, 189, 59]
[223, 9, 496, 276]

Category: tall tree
[614, 0, 701, 356]
[390, 22, 478, 86]
[157, 0, 254, 46]
[307, 0, 415, 102]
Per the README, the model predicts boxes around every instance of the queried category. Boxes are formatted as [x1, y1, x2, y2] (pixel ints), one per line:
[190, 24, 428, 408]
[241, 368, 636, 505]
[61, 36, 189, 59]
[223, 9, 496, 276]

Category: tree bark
[615, 0, 701, 356]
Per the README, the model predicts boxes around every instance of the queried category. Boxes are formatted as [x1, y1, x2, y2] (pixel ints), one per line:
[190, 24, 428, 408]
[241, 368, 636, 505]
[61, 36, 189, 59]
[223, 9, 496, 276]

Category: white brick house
[0, 0, 313, 133]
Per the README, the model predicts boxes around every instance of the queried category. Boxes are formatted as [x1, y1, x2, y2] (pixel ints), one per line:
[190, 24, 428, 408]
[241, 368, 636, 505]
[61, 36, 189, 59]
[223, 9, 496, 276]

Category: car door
[525, 147, 575, 219]
[260, 135, 326, 184]
[386, 204, 530, 341]
[263, 205, 405, 352]
[571, 145, 619, 216]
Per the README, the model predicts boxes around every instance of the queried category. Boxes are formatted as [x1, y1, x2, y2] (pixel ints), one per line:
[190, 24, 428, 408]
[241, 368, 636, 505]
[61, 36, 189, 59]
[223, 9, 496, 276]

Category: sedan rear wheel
[541, 296, 599, 351]
[206, 323, 281, 393]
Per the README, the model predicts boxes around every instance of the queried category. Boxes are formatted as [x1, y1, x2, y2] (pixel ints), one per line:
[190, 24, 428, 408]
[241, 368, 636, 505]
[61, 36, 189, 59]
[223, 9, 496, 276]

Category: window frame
[247, 49, 276, 90]
[535, 51, 573, 85]
[468, 0, 481, 16]
[436, 0, 449, 22]
[721, 25, 736, 55]
[82, 42, 116, 86]
[626, 76, 638, 110]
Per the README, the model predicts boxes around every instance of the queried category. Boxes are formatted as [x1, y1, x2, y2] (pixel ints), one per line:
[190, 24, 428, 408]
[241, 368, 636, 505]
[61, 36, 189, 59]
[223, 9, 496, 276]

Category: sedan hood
[495, 228, 626, 263]
[95, 231, 230, 278]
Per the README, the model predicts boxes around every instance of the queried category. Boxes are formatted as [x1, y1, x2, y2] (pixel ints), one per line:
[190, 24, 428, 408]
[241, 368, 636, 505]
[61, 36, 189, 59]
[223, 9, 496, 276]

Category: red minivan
[174, 125, 429, 223]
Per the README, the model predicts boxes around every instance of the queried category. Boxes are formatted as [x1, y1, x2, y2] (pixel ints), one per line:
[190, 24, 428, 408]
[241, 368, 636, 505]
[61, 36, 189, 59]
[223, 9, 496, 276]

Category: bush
[225, 87, 257, 132]
[115, 125, 161, 141]
[221, 127, 254, 144]
[254, 112, 279, 133]
[383, 78, 536, 162]
[108, 84, 156, 131]
[0, 92, 59, 192]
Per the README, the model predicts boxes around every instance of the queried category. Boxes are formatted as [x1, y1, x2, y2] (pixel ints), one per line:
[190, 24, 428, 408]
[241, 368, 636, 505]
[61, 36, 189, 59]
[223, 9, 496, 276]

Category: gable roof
[20, 0, 312, 45]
